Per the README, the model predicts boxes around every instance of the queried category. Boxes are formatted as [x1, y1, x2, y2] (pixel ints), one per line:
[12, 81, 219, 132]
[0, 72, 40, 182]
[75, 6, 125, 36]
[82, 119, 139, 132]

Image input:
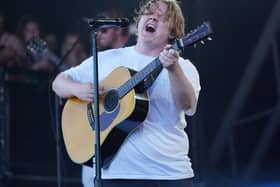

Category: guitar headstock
[27, 37, 48, 55]
[173, 21, 213, 51]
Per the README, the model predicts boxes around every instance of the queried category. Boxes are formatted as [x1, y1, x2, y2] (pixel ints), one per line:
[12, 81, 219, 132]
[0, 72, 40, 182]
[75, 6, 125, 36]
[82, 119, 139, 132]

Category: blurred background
[0, 0, 279, 187]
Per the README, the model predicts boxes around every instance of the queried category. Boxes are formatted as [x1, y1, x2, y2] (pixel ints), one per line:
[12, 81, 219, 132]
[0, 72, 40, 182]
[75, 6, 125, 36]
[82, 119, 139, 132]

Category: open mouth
[145, 24, 156, 33]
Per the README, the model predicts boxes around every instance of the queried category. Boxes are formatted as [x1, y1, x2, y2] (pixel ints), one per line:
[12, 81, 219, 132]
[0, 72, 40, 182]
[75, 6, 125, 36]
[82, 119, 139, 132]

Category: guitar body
[61, 67, 149, 168]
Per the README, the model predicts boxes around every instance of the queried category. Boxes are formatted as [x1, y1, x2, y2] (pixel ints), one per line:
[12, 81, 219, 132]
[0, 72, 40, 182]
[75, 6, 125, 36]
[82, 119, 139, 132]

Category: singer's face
[137, 1, 171, 47]
[97, 26, 118, 51]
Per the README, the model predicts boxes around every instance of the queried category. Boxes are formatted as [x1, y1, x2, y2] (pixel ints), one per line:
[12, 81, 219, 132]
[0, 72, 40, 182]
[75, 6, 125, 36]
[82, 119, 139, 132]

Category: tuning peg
[200, 40, 205, 45]
[207, 37, 213, 41]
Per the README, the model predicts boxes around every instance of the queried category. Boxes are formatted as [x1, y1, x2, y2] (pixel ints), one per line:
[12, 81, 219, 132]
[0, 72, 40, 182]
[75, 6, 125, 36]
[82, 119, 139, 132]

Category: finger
[161, 49, 173, 59]
[86, 94, 94, 101]
[161, 52, 176, 63]
[88, 83, 94, 89]
[160, 50, 172, 60]
[169, 48, 177, 55]
[99, 85, 105, 91]
[162, 48, 178, 59]
[164, 44, 172, 50]
[159, 54, 172, 66]
[99, 89, 106, 96]
[167, 49, 178, 59]
[82, 97, 92, 102]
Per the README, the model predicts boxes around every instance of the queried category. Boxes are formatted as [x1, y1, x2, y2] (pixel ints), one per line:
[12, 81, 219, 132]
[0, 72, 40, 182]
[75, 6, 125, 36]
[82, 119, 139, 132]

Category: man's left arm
[159, 46, 197, 112]
[168, 62, 197, 111]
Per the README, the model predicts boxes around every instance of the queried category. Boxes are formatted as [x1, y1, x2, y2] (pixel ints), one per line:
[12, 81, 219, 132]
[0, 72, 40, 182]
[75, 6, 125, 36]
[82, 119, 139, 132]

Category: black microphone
[84, 17, 130, 28]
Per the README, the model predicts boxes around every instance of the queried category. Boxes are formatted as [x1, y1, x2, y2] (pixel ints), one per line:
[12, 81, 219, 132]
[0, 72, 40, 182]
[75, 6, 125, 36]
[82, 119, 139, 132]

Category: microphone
[84, 17, 130, 28]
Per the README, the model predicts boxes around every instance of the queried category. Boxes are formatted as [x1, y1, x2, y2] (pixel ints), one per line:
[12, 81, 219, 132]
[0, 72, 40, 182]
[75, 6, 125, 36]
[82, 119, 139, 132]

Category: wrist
[167, 61, 180, 72]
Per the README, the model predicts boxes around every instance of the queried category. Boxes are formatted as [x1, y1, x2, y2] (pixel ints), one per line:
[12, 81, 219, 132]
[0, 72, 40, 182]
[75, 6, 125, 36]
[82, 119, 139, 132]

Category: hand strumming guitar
[73, 82, 106, 102]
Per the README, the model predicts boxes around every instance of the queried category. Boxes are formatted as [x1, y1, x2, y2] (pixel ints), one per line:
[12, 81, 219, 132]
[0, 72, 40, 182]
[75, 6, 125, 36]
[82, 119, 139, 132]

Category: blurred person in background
[61, 32, 88, 68]
[95, 8, 130, 51]
[44, 33, 59, 55]
[16, 16, 55, 72]
[0, 11, 27, 68]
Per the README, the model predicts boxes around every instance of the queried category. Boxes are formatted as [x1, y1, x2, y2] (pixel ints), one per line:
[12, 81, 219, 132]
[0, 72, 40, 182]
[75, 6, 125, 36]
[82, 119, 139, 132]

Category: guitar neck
[118, 57, 162, 98]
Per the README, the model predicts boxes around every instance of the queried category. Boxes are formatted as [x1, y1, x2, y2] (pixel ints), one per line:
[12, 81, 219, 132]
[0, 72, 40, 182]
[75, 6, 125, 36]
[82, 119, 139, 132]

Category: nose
[149, 15, 158, 22]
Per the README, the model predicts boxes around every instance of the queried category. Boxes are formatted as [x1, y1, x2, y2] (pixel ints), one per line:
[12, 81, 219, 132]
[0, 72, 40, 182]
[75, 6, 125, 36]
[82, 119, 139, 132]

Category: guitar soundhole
[103, 89, 119, 112]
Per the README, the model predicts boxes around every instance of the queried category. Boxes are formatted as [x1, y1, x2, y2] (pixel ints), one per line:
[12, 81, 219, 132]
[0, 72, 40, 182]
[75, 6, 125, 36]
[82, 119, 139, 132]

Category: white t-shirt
[65, 46, 201, 181]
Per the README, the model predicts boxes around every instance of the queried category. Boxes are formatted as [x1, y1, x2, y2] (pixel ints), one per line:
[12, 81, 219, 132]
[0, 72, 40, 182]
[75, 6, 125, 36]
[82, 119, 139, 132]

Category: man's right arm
[52, 72, 94, 101]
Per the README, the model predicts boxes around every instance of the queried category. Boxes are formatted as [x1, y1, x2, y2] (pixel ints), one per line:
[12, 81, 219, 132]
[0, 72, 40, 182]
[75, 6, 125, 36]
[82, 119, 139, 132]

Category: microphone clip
[84, 17, 130, 28]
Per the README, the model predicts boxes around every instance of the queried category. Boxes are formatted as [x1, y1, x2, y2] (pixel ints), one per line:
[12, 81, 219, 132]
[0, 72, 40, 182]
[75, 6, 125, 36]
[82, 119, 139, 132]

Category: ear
[168, 30, 176, 40]
[168, 33, 176, 40]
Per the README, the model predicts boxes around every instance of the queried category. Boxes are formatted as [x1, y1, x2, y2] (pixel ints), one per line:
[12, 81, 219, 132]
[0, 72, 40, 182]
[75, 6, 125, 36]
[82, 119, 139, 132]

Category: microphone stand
[90, 29, 102, 187]
[86, 18, 129, 187]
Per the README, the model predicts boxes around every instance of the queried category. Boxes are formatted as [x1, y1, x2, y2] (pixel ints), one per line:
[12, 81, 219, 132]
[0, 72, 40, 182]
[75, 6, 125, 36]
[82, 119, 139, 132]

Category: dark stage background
[1, 0, 280, 187]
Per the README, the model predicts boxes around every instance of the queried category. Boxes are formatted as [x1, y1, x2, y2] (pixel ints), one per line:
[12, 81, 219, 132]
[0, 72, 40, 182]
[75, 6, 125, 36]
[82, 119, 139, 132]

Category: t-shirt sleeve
[63, 48, 125, 83]
[64, 56, 93, 83]
[180, 58, 201, 116]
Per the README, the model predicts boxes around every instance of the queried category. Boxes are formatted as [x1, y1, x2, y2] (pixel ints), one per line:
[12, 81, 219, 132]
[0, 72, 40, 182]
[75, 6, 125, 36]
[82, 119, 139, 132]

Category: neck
[135, 39, 165, 57]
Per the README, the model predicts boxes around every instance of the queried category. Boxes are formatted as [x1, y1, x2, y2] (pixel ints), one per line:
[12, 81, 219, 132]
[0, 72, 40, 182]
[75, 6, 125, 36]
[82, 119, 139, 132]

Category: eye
[99, 27, 109, 33]
[143, 10, 153, 15]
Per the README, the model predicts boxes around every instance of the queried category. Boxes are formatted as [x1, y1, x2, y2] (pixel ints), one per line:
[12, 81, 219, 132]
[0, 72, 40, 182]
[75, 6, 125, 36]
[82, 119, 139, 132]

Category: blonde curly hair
[134, 0, 185, 42]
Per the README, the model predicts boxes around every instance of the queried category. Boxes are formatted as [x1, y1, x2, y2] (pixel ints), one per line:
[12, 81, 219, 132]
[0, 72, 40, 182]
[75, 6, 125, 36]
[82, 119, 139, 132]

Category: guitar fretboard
[118, 57, 162, 98]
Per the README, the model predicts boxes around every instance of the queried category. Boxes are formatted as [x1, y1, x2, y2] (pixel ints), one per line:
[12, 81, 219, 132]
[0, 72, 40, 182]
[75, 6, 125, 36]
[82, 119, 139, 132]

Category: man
[95, 8, 130, 51]
[52, 0, 201, 187]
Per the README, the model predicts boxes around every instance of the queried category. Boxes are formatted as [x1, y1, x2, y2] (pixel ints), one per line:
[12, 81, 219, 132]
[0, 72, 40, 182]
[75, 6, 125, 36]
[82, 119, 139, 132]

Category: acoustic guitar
[61, 21, 213, 168]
